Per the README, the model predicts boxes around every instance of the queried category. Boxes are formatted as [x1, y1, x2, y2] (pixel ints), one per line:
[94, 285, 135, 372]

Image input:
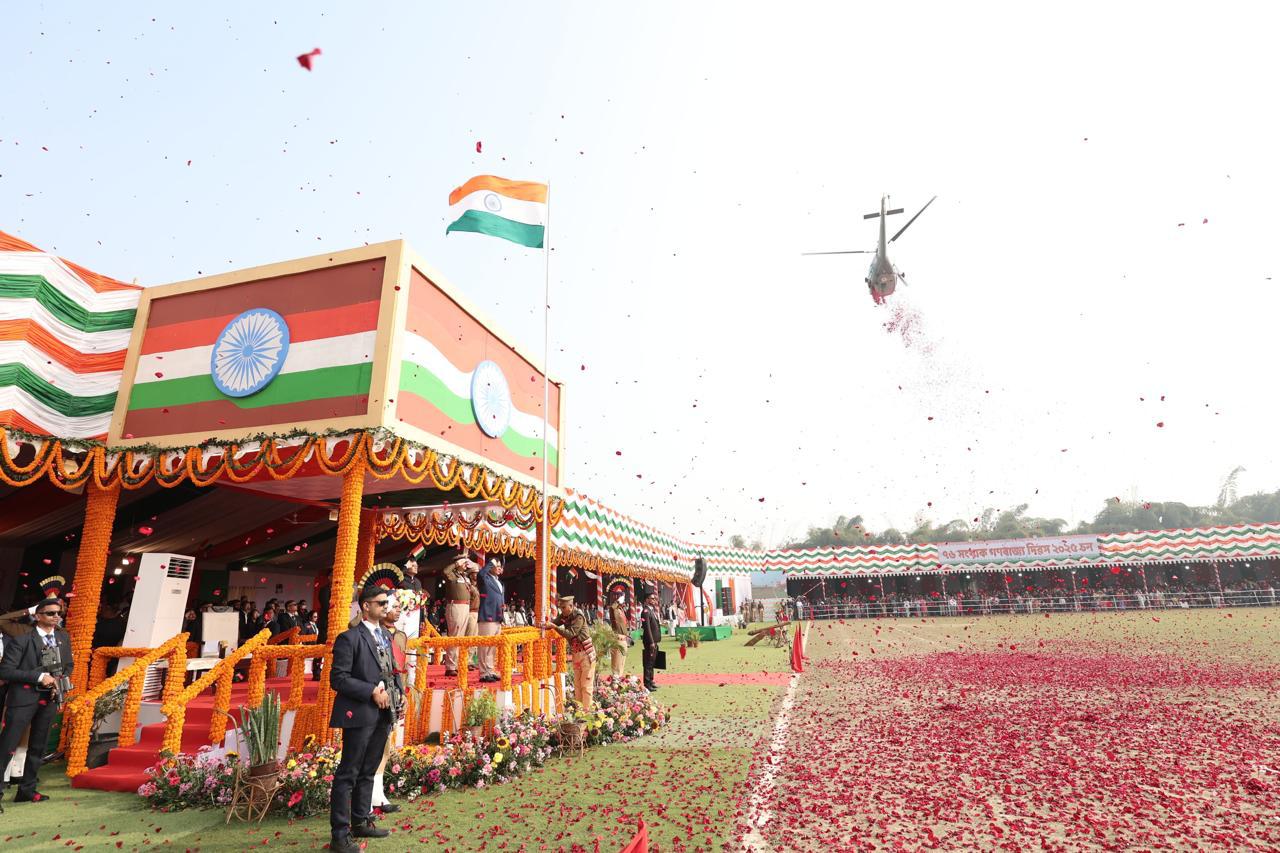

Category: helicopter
[804, 194, 936, 304]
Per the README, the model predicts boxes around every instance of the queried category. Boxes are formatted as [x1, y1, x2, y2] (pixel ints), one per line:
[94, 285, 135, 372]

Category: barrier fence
[779, 589, 1280, 621]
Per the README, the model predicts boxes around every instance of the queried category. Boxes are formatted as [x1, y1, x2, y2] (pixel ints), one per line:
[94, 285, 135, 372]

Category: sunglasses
[39, 610, 63, 617]
[369, 599, 390, 607]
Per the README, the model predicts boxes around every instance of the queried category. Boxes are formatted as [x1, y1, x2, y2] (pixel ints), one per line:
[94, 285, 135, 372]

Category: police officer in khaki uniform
[607, 591, 630, 677]
[540, 595, 596, 709]
[441, 555, 475, 677]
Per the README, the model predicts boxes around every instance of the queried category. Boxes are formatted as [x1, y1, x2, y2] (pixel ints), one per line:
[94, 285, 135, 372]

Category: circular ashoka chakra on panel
[470, 360, 512, 439]
[210, 308, 291, 398]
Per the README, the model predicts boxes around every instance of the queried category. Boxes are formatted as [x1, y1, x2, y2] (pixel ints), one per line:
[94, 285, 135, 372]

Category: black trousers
[329, 710, 392, 835]
[0, 692, 58, 796]
[642, 644, 657, 687]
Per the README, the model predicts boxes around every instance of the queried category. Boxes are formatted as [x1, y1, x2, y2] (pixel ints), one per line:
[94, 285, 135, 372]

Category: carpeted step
[71, 679, 312, 793]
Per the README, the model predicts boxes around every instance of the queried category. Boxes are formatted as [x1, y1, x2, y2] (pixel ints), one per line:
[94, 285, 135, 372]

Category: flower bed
[384, 711, 555, 798]
[588, 675, 670, 744]
[138, 687, 668, 815]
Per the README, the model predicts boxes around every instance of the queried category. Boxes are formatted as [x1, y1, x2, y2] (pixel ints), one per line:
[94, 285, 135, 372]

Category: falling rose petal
[1156, 421, 1164, 428]
[475, 140, 483, 153]
[138, 526, 154, 536]
[297, 48, 322, 70]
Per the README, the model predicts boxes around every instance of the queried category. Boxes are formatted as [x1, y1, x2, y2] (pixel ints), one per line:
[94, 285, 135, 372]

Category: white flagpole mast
[539, 181, 552, 624]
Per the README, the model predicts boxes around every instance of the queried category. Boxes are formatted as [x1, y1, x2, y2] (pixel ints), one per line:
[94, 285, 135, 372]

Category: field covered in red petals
[736, 610, 1280, 852]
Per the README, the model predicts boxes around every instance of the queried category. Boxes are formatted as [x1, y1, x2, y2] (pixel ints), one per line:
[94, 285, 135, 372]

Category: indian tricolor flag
[121, 259, 385, 439]
[446, 175, 547, 249]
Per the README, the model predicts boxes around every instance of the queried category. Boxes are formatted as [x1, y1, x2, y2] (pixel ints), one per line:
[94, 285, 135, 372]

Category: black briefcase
[654, 650, 668, 670]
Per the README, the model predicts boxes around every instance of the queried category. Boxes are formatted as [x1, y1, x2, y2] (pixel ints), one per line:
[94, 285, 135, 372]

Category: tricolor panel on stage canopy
[0, 231, 141, 440]
[107, 240, 563, 495]
[397, 260, 562, 486]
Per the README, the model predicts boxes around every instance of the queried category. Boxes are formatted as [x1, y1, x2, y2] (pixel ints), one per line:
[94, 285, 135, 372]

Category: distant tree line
[746, 469, 1280, 550]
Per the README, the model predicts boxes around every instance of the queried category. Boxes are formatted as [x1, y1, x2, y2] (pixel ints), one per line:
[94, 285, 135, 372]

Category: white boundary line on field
[741, 620, 810, 851]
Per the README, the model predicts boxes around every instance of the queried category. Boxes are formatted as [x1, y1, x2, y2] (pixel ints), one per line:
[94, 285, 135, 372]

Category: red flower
[288, 789, 304, 808]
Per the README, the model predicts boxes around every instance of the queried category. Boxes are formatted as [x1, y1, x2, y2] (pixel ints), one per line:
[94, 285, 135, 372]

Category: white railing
[778, 588, 1280, 620]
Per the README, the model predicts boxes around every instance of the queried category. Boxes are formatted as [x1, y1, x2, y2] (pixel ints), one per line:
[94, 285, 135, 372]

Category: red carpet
[650, 671, 792, 686]
[72, 677, 319, 793]
[72, 663, 524, 793]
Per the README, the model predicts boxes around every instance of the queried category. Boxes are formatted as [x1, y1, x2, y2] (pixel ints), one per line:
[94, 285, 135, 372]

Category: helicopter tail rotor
[801, 249, 874, 255]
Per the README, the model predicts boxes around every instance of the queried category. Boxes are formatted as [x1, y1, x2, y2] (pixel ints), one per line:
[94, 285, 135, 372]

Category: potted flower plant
[240, 692, 282, 780]
[463, 689, 498, 739]
[558, 699, 588, 742]
[87, 682, 128, 769]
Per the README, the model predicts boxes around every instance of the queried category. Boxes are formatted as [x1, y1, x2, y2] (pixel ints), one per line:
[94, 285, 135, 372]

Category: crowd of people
[775, 578, 1280, 620]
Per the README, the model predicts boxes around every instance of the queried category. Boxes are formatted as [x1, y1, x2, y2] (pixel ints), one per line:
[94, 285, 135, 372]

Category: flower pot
[248, 760, 280, 779]
[559, 721, 585, 739]
[468, 725, 484, 739]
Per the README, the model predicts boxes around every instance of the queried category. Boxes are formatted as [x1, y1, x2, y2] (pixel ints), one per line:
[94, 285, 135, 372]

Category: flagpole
[539, 180, 553, 625]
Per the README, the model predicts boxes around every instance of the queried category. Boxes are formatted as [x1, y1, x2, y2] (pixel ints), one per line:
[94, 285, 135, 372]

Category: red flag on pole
[619, 819, 649, 853]
[790, 623, 804, 673]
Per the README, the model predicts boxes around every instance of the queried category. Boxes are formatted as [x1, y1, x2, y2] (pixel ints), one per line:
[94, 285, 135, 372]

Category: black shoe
[376, 802, 401, 814]
[14, 791, 49, 802]
[352, 820, 390, 838]
[330, 834, 360, 853]
[443, 670, 458, 678]
[645, 684, 658, 692]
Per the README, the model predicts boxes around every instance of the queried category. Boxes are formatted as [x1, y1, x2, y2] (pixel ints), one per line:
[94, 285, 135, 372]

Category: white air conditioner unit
[121, 553, 195, 699]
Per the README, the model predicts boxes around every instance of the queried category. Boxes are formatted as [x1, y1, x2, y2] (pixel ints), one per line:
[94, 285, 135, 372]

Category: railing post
[118, 669, 146, 748]
[209, 669, 233, 746]
[161, 639, 187, 707]
[247, 655, 268, 708]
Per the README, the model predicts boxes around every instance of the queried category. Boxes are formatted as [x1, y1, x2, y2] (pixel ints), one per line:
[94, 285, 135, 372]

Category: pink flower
[287, 790, 304, 808]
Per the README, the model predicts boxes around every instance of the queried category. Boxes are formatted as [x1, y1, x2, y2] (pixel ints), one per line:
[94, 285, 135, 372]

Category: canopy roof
[0, 231, 142, 440]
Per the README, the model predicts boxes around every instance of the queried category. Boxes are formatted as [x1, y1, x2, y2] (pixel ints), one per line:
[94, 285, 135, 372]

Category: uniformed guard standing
[441, 555, 476, 677]
[607, 591, 630, 677]
[540, 595, 596, 709]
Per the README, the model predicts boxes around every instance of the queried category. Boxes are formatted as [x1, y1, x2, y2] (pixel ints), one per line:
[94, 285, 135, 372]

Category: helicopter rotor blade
[801, 250, 874, 255]
[889, 195, 937, 243]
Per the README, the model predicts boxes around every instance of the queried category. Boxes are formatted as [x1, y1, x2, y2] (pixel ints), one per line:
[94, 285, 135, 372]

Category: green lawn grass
[16, 611, 1271, 851]
[4, 623, 785, 852]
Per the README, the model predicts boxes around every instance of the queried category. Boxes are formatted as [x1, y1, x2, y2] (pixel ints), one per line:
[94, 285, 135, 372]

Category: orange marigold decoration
[354, 508, 377, 587]
[63, 633, 188, 777]
[66, 480, 121, 698]
[0, 428, 561, 525]
[318, 455, 368, 744]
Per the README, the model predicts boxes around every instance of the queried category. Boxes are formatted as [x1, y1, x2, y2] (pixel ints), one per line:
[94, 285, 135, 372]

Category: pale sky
[4, 2, 1278, 547]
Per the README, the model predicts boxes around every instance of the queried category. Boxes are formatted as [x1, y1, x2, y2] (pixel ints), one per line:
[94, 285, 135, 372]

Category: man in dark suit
[641, 592, 662, 692]
[0, 597, 73, 809]
[475, 557, 505, 682]
[328, 585, 404, 852]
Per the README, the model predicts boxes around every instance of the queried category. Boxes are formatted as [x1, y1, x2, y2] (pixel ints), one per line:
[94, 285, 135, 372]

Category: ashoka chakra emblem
[210, 308, 291, 398]
[470, 360, 512, 439]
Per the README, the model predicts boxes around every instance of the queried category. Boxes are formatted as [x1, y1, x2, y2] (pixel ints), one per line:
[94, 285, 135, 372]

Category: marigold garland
[161, 629, 271, 756]
[551, 545, 692, 585]
[317, 461, 368, 744]
[0, 428, 560, 522]
[63, 633, 189, 777]
[65, 480, 121, 698]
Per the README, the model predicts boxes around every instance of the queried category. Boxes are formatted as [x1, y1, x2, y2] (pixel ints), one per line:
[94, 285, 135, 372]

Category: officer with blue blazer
[327, 584, 404, 852]
[475, 556, 506, 682]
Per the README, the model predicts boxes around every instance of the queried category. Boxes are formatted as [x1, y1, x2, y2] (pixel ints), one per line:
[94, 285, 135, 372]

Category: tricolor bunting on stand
[446, 175, 548, 248]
